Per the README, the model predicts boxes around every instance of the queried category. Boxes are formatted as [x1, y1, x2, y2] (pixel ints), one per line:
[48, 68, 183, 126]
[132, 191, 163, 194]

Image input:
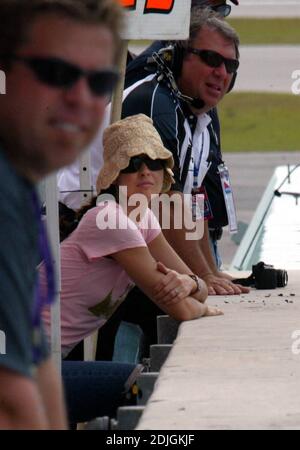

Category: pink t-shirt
[42, 201, 161, 357]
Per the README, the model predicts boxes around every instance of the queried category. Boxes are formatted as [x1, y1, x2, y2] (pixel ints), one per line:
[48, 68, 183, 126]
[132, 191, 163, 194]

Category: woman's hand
[205, 306, 224, 316]
[152, 261, 197, 306]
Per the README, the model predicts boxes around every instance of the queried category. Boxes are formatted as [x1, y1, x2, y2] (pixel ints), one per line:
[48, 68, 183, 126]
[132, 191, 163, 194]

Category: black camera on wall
[232, 261, 288, 289]
[252, 261, 288, 289]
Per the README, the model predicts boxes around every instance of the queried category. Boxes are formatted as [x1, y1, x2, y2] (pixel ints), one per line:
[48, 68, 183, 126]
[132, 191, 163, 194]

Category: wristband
[188, 274, 202, 294]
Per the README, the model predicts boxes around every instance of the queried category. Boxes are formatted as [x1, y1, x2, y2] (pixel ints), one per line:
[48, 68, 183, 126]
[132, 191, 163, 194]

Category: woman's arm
[155, 261, 207, 305]
[111, 245, 218, 322]
[148, 232, 208, 303]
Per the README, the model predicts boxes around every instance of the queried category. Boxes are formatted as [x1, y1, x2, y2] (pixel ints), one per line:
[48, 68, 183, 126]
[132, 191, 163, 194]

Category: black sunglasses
[121, 156, 166, 174]
[10, 55, 119, 97]
[212, 3, 231, 18]
[187, 47, 239, 74]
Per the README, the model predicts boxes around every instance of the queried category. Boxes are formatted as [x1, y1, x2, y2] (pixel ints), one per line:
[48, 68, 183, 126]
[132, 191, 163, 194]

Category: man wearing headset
[122, 5, 246, 294]
[125, 0, 240, 271]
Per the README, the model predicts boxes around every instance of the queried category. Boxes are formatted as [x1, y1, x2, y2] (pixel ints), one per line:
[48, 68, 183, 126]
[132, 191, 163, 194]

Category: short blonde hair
[0, 0, 123, 64]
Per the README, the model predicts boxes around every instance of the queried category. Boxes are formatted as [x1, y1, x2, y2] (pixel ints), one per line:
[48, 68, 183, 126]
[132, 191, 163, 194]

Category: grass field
[227, 18, 300, 45]
[218, 92, 300, 152]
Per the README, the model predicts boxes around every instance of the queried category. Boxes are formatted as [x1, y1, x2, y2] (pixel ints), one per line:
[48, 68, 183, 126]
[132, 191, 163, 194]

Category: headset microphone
[176, 91, 205, 110]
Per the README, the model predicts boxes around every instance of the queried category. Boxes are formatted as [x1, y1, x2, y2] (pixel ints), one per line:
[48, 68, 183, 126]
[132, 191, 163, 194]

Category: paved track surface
[231, 0, 300, 18]
[235, 45, 299, 93]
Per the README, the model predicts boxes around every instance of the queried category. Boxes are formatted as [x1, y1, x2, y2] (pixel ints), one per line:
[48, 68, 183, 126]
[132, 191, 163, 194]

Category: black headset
[157, 42, 237, 93]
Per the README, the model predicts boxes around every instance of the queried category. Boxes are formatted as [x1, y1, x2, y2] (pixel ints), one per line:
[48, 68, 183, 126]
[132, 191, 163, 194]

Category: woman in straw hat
[42, 115, 223, 358]
[41, 115, 223, 425]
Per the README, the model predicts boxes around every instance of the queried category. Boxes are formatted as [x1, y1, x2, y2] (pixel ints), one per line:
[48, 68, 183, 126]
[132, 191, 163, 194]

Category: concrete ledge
[137, 271, 300, 430]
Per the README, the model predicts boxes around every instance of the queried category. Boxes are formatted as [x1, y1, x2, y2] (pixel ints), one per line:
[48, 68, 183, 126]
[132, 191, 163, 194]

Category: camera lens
[276, 269, 288, 288]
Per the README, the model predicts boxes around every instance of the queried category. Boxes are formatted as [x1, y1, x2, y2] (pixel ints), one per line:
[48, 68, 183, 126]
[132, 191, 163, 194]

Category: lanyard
[31, 190, 56, 327]
[193, 134, 205, 188]
[191, 136, 205, 221]
[218, 163, 238, 234]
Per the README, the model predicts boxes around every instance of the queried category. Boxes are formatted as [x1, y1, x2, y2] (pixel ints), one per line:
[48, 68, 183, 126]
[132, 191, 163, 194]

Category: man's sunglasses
[212, 3, 231, 18]
[187, 47, 239, 74]
[10, 55, 119, 97]
[121, 156, 166, 174]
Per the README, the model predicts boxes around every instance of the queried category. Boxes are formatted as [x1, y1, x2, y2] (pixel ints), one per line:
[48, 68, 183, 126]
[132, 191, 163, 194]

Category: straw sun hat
[96, 114, 175, 194]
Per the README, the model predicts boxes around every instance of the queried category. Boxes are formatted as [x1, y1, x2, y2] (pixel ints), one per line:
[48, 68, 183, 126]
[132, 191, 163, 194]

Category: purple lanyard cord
[31, 189, 56, 327]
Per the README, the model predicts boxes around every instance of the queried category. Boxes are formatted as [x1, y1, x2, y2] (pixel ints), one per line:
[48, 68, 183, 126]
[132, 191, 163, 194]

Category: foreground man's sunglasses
[9, 55, 119, 97]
